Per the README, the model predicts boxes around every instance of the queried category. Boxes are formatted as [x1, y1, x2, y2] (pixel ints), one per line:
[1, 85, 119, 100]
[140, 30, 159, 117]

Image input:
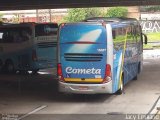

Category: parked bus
[57, 17, 147, 94]
[0, 22, 58, 73]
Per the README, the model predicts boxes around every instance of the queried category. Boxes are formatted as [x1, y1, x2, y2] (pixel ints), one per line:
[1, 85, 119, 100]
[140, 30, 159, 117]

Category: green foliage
[106, 7, 128, 17]
[143, 44, 153, 49]
[63, 8, 86, 22]
[143, 32, 160, 49]
[146, 32, 160, 41]
[0, 13, 3, 22]
[62, 7, 128, 23]
[62, 8, 104, 22]
[84, 8, 104, 19]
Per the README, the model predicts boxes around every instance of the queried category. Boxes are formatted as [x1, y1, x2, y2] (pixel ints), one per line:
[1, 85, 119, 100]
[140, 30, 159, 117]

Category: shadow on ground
[0, 73, 113, 103]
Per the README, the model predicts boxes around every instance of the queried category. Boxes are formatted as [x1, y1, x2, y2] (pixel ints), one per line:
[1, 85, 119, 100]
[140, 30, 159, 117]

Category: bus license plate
[79, 86, 89, 90]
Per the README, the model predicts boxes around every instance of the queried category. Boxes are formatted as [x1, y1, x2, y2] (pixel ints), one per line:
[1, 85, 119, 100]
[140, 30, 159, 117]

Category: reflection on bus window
[35, 24, 58, 37]
[0, 27, 31, 43]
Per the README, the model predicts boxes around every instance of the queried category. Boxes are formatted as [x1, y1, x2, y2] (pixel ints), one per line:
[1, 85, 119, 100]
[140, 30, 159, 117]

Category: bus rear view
[58, 23, 113, 94]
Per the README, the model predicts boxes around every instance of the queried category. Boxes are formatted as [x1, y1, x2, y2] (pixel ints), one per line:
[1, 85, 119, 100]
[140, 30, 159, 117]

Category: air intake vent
[38, 42, 57, 48]
[64, 53, 103, 62]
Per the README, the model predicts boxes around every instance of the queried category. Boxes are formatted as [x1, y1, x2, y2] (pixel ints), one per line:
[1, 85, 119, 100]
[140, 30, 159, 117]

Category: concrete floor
[0, 50, 160, 120]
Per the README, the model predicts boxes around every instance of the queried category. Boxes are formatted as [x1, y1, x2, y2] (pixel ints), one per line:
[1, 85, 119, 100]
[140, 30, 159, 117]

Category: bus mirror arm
[142, 33, 148, 44]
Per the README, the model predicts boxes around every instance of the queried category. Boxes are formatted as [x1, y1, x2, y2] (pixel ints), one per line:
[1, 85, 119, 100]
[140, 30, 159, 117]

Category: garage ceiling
[1, 0, 160, 10]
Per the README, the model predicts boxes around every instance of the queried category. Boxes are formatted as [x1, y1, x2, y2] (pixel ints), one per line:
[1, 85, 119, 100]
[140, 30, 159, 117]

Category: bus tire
[32, 69, 39, 74]
[133, 63, 140, 81]
[0, 60, 3, 73]
[5, 60, 15, 73]
[115, 75, 124, 95]
[138, 62, 141, 74]
[133, 75, 138, 80]
[19, 70, 28, 74]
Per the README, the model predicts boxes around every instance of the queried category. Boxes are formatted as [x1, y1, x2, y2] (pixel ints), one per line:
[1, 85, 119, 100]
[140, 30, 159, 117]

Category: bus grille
[64, 53, 103, 62]
[38, 42, 57, 48]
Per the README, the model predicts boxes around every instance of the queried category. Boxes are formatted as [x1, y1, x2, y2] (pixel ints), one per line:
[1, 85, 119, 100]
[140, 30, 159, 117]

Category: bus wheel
[138, 62, 141, 74]
[133, 63, 140, 80]
[0, 60, 3, 73]
[19, 70, 28, 74]
[5, 60, 15, 73]
[133, 75, 138, 80]
[32, 69, 39, 74]
[115, 75, 124, 95]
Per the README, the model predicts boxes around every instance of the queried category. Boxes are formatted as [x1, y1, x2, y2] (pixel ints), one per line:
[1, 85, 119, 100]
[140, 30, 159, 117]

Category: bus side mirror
[112, 30, 116, 39]
[142, 33, 148, 44]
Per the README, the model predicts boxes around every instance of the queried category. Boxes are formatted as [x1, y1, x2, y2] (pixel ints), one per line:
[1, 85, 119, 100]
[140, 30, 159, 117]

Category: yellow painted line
[64, 78, 103, 83]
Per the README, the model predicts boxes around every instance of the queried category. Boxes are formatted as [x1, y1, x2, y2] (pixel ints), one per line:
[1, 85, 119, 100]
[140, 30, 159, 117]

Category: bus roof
[83, 17, 138, 23]
[83, 17, 139, 28]
[0, 22, 58, 28]
[61, 17, 139, 30]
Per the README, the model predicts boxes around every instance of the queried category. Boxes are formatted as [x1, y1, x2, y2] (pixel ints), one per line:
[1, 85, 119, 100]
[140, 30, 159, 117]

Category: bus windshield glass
[60, 24, 107, 44]
[35, 24, 58, 37]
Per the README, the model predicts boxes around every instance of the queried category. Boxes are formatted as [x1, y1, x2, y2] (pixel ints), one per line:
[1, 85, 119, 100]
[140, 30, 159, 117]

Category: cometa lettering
[66, 67, 101, 74]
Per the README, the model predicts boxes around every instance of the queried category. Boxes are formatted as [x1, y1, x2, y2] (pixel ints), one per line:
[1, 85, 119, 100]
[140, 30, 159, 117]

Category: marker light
[61, 23, 65, 28]
[32, 49, 37, 61]
[57, 63, 64, 82]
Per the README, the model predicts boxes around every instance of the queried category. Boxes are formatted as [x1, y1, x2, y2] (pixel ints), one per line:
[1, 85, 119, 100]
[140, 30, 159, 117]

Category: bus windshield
[35, 24, 58, 37]
[60, 24, 106, 44]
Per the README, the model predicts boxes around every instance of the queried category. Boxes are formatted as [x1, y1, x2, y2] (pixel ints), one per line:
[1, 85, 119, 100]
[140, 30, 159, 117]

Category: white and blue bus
[0, 22, 58, 73]
[57, 18, 147, 94]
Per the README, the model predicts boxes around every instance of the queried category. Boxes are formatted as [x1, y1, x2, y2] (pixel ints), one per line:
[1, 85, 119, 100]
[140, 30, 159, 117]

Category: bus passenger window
[13, 32, 22, 43]
[21, 31, 30, 41]
[3, 32, 14, 43]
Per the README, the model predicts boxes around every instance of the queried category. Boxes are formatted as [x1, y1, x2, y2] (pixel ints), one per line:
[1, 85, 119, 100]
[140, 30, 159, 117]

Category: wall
[140, 20, 160, 33]
[127, 6, 140, 20]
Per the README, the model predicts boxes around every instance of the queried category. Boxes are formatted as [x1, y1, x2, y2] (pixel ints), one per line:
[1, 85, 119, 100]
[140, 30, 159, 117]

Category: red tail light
[57, 63, 62, 76]
[60, 23, 66, 29]
[102, 64, 112, 83]
[106, 64, 111, 77]
[32, 49, 37, 61]
[57, 63, 64, 82]
[61, 23, 65, 27]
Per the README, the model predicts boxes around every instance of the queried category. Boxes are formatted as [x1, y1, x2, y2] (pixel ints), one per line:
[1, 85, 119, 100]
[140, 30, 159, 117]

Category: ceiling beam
[0, 0, 160, 11]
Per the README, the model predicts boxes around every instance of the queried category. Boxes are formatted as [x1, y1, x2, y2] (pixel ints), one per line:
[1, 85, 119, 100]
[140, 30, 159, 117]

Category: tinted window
[35, 24, 58, 37]
[60, 24, 106, 43]
[0, 27, 32, 43]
